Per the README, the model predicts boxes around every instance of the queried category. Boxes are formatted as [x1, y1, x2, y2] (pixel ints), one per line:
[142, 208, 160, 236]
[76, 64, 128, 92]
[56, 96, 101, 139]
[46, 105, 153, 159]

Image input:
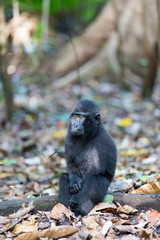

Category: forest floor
[0, 60, 160, 239]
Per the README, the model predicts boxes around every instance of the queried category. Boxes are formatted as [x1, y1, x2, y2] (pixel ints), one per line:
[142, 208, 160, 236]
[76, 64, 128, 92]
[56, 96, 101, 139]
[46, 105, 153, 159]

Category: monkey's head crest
[74, 99, 98, 114]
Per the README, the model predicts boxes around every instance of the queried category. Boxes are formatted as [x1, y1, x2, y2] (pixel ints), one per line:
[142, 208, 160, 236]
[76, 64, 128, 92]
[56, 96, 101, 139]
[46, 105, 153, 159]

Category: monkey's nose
[74, 120, 79, 129]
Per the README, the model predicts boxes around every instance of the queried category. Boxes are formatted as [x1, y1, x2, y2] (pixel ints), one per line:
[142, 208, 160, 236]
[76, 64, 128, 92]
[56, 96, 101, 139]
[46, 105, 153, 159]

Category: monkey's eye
[79, 115, 84, 119]
[72, 115, 77, 119]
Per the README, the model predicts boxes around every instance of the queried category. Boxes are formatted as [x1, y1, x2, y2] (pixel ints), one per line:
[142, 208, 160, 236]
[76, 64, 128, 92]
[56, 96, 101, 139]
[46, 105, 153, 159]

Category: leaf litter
[0, 73, 160, 238]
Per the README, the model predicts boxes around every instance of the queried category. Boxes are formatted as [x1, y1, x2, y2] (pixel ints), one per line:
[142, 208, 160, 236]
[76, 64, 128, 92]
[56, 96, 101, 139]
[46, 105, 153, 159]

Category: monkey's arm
[69, 174, 81, 194]
[67, 165, 82, 194]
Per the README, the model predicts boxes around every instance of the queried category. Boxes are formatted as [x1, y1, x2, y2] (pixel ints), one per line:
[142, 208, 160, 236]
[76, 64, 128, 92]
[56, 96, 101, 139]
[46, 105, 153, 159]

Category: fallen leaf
[113, 225, 136, 234]
[13, 222, 37, 234]
[147, 210, 160, 226]
[82, 216, 100, 229]
[38, 220, 51, 230]
[15, 231, 40, 240]
[15, 225, 78, 240]
[115, 118, 133, 127]
[101, 220, 112, 236]
[0, 218, 21, 234]
[139, 228, 159, 240]
[142, 155, 158, 164]
[0, 172, 15, 178]
[137, 137, 150, 148]
[53, 130, 67, 139]
[0, 216, 10, 224]
[117, 205, 138, 214]
[50, 203, 73, 220]
[120, 148, 151, 157]
[132, 181, 160, 194]
[89, 202, 117, 215]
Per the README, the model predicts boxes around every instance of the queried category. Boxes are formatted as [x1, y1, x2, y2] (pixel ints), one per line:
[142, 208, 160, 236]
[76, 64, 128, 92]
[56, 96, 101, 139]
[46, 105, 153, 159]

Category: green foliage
[32, 22, 42, 40]
[18, 0, 43, 12]
[5, 0, 80, 13]
[50, 0, 82, 13]
[138, 174, 157, 183]
[138, 58, 148, 67]
[5, 0, 107, 25]
[0, 89, 5, 103]
[28, 193, 35, 198]
[103, 194, 114, 204]
[0, 159, 17, 165]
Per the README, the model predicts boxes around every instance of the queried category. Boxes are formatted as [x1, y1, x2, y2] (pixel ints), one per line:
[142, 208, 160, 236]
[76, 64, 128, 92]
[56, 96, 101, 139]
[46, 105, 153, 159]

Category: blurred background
[0, 0, 160, 200]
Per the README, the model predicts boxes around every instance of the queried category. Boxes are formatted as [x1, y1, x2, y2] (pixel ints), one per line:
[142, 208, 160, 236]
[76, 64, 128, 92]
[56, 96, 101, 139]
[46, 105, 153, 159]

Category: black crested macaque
[59, 100, 117, 216]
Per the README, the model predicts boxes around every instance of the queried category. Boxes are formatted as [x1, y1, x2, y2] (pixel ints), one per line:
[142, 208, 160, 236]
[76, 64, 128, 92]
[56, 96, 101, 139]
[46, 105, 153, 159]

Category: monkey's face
[69, 111, 101, 137]
[69, 113, 85, 136]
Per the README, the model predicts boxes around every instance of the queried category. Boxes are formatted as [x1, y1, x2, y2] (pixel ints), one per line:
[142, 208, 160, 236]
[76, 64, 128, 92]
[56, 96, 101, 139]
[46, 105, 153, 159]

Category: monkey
[59, 99, 117, 216]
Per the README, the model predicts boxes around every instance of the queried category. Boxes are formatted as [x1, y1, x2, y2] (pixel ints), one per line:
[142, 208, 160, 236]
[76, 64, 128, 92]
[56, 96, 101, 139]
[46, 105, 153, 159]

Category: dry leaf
[15, 231, 40, 240]
[82, 216, 100, 229]
[132, 181, 160, 194]
[53, 130, 67, 138]
[117, 205, 138, 214]
[50, 203, 73, 220]
[89, 202, 117, 214]
[0, 218, 21, 234]
[120, 148, 150, 157]
[115, 118, 133, 127]
[147, 210, 160, 226]
[113, 225, 136, 234]
[139, 228, 159, 240]
[0, 172, 15, 179]
[13, 222, 37, 234]
[9, 201, 34, 219]
[15, 225, 78, 240]
[101, 220, 112, 236]
[0, 216, 10, 224]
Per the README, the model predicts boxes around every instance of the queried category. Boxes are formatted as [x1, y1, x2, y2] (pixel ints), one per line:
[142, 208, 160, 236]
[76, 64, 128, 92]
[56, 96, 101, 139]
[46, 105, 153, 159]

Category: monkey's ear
[95, 113, 100, 124]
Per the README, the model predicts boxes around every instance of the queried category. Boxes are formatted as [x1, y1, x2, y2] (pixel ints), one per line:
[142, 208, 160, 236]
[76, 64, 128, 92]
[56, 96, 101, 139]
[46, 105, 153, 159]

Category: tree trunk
[40, 0, 50, 49]
[54, 0, 128, 76]
[0, 194, 160, 216]
[156, 0, 160, 73]
[142, 0, 158, 98]
[142, 43, 158, 98]
[0, 1, 14, 121]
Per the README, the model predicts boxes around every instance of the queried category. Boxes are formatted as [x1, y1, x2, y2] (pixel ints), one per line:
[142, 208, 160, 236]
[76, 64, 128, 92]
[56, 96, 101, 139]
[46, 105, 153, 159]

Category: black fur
[59, 100, 117, 216]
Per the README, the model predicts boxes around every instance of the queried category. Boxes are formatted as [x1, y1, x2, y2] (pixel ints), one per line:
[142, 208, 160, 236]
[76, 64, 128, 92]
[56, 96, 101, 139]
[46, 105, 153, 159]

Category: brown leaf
[132, 181, 160, 194]
[147, 210, 160, 226]
[15, 225, 78, 240]
[113, 225, 136, 234]
[89, 202, 117, 215]
[13, 222, 37, 234]
[15, 231, 40, 240]
[139, 228, 159, 240]
[50, 203, 73, 220]
[0, 218, 21, 234]
[0, 216, 10, 224]
[117, 205, 138, 215]
[82, 216, 100, 229]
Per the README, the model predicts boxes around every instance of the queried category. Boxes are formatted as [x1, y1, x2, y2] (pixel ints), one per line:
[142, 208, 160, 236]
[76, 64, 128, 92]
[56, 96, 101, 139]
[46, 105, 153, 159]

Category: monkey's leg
[70, 175, 111, 216]
[59, 173, 72, 208]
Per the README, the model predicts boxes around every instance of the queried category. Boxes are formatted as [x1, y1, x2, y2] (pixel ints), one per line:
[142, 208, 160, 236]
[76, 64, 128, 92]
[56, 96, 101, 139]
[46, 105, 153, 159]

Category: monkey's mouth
[71, 129, 84, 136]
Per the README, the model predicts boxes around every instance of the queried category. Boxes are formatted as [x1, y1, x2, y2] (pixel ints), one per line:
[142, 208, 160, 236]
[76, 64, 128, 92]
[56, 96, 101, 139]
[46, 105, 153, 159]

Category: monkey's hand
[69, 176, 81, 194]
[69, 194, 78, 209]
